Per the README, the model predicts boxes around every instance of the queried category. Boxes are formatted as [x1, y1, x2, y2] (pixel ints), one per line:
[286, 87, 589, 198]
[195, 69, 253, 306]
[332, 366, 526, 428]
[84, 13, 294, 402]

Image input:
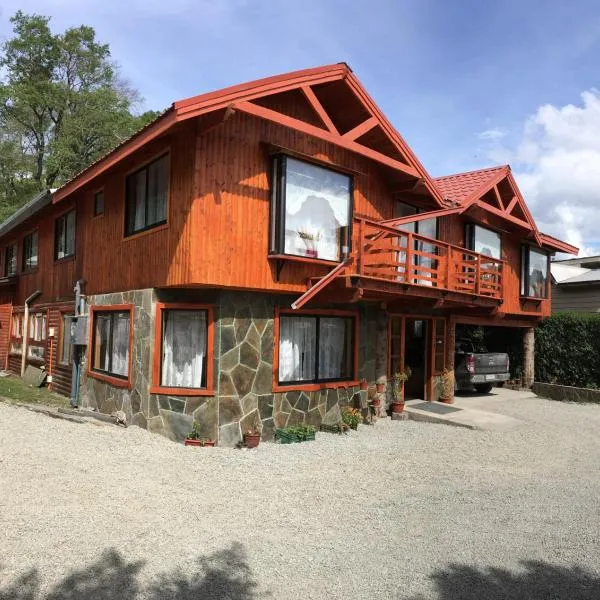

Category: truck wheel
[474, 383, 493, 394]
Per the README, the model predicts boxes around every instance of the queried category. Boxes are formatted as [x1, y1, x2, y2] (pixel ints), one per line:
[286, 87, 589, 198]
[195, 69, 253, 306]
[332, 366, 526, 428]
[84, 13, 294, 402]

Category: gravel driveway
[1, 392, 600, 599]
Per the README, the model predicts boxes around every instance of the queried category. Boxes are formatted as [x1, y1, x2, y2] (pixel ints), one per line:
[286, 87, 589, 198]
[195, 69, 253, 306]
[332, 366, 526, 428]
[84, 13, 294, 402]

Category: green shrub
[535, 313, 600, 387]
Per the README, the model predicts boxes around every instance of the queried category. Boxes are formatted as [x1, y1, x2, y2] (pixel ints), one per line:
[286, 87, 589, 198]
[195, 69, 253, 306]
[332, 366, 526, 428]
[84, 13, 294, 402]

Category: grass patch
[0, 375, 69, 408]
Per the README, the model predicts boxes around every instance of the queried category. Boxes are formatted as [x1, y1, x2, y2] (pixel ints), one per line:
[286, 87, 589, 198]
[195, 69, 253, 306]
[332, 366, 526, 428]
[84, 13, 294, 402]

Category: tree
[0, 11, 160, 222]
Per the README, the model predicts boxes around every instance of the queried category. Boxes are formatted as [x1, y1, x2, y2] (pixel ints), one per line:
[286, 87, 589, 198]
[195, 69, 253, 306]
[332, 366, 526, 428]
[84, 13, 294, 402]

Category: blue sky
[2, 0, 600, 251]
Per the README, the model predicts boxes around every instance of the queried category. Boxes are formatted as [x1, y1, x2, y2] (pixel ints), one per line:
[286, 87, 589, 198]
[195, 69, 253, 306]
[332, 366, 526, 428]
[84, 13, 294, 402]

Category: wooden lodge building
[0, 64, 577, 444]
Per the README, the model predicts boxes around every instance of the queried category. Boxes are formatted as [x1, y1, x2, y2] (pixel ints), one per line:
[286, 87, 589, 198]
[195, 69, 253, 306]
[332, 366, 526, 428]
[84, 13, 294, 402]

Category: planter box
[533, 381, 600, 404]
[184, 439, 202, 447]
[275, 429, 300, 444]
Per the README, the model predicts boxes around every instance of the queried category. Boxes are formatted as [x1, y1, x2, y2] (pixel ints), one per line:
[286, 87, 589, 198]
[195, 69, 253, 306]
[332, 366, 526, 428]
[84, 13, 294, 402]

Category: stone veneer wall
[81, 289, 382, 446]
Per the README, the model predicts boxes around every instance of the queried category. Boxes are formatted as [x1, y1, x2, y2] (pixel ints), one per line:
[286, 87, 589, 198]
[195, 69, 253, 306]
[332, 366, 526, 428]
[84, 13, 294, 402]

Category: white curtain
[133, 170, 146, 232]
[318, 318, 348, 379]
[161, 310, 206, 388]
[111, 313, 130, 376]
[278, 317, 316, 382]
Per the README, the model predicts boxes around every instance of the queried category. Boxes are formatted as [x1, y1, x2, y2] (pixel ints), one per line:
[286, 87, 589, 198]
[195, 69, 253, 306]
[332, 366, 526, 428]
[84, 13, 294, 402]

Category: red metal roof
[435, 165, 508, 205]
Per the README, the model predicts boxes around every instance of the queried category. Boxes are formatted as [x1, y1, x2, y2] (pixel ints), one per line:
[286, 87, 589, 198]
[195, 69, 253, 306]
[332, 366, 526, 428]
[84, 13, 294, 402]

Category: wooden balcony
[351, 218, 503, 303]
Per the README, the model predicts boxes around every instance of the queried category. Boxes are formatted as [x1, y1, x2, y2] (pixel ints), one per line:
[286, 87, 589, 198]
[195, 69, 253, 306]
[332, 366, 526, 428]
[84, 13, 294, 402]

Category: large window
[91, 308, 131, 380]
[5, 244, 17, 277]
[521, 246, 550, 298]
[466, 224, 502, 260]
[55, 210, 76, 260]
[153, 306, 211, 391]
[394, 202, 439, 285]
[125, 154, 169, 236]
[277, 313, 355, 384]
[11, 314, 22, 338]
[29, 313, 47, 342]
[270, 156, 352, 262]
[22, 231, 38, 272]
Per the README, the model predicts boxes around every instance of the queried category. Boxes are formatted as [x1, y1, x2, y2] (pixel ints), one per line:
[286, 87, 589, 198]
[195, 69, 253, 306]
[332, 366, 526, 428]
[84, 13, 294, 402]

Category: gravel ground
[1, 393, 600, 599]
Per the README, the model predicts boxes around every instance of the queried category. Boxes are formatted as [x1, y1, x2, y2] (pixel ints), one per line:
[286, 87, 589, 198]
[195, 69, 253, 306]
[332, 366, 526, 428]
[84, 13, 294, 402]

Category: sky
[1, 0, 600, 254]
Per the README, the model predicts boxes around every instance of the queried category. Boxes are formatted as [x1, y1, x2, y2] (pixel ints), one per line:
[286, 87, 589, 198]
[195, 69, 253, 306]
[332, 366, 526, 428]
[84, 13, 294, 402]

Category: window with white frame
[278, 314, 354, 384]
[270, 156, 352, 262]
[158, 308, 209, 388]
[521, 246, 550, 298]
[91, 309, 131, 378]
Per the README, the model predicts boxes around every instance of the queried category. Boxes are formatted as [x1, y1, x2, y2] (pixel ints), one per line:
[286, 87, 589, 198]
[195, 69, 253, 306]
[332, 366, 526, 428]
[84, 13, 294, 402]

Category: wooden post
[523, 327, 535, 388]
[374, 308, 388, 417]
[405, 232, 413, 283]
[445, 318, 456, 402]
[357, 219, 364, 276]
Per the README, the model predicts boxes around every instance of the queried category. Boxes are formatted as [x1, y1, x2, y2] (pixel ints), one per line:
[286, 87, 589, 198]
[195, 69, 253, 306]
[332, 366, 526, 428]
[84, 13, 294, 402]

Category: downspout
[21, 290, 42, 376]
[70, 279, 85, 408]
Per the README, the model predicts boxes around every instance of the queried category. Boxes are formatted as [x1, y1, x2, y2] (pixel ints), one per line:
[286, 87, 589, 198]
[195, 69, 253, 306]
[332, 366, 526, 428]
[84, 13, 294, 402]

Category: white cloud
[478, 128, 506, 141]
[493, 90, 600, 257]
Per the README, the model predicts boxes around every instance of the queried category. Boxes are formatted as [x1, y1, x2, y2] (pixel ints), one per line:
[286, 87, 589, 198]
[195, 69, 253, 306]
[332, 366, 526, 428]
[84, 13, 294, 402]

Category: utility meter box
[71, 315, 89, 345]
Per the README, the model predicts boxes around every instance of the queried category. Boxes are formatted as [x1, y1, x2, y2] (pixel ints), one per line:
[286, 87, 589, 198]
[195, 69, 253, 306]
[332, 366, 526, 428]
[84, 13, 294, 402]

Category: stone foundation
[80, 288, 377, 446]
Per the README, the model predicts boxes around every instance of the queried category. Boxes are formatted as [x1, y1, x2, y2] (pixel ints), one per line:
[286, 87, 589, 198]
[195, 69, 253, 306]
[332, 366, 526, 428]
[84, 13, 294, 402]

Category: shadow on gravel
[411, 560, 600, 599]
[0, 542, 258, 599]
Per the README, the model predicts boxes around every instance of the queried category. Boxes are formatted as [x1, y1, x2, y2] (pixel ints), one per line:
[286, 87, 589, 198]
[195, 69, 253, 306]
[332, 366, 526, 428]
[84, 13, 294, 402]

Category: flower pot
[305, 249, 318, 258]
[360, 380, 368, 391]
[244, 433, 261, 448]
[371, 397, 381, 408]
[184, 438, 202, 447]
[203, 440, 215, 447]
[439, 396, 454, 405]
[391, 401, 405, 414]
[376, 383, 385, 393]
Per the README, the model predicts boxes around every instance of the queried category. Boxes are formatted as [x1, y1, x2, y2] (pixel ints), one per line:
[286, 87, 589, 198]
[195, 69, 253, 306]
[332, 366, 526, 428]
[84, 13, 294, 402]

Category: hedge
[535, 312, 600, 388]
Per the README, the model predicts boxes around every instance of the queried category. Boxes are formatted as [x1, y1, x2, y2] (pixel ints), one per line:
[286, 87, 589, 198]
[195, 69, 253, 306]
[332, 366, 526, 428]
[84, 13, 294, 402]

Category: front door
[389, 315, 430, 400]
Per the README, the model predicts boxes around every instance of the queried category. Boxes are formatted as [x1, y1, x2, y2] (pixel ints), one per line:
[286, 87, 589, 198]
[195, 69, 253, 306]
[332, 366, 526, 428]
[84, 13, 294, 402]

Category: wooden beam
[380, 206, 462, 228]
[301, 85, 339, 135]
[493, 185, 504, 209]
[291, 258, 351, 310]
[342, 116, 378, 142]
[471, 200, 532, 230]
[505, 195, 519, 214]
[235, 100, 420, 179]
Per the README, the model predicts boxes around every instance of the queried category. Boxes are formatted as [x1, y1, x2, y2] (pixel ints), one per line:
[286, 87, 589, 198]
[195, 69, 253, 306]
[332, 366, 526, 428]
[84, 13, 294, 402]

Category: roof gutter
[0, 190, 53, 238]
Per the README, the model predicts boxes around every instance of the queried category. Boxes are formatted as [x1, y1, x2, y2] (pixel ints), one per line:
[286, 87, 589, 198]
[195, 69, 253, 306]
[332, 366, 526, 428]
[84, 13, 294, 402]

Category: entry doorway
[389, 316, 430, 400]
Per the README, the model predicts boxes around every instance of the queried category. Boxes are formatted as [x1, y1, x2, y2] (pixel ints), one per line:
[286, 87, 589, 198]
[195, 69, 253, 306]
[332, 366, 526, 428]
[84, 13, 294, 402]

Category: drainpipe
[70, 280, 86, 408]
[21, 290, 42, 376]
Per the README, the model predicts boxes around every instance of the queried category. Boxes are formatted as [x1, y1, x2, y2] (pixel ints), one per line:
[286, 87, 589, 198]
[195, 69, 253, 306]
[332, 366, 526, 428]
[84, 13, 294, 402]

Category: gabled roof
[435, 165, 507, 205]
[53, 63, 444, 206]
[434, 165, 578, 255]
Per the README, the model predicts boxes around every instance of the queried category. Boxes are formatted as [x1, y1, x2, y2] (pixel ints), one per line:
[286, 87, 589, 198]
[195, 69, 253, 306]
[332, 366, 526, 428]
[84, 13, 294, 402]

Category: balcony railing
[353, 219, 503, 299]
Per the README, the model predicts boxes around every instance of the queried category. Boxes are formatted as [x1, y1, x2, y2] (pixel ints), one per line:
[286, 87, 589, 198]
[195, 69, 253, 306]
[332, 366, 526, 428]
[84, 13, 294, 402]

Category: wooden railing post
[357, 218, 364, 276]
[445, 247, 452, 290]
[405, 232, 413, 283]
[475, 255, 481, 295]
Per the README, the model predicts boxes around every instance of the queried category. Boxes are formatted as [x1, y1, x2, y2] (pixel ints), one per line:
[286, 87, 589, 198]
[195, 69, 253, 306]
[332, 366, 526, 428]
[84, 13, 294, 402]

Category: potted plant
[184, 422, 204, 446]
[341, 407, 363, 430]
[360, 378, 368, 391]
[391, 367, 411, 413]
[439, 369, 455, 404]
[244, 428, 261, 448]
[297, 227, 321, 258]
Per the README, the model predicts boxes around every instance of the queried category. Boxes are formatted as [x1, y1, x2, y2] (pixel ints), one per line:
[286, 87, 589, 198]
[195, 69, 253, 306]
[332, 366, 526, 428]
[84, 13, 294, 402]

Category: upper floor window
[22, 231, 38, 272]
[270, 156, 351, 262]
[5, 244, 17, 277]
[521, 246, 549, 298]
[277, 313, 355, 385]
[55, 210, 76, 260]
[94, 190, 105, 216]
[125, 154, 169, 236]
[466, 224, 501, 260]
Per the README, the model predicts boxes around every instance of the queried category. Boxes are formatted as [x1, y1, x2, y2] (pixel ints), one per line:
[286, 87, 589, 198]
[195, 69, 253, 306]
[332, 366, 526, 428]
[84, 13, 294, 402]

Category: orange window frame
[88, 304, 134, 389]
[273, 306, 360, 393]
[150, 302, 215, 397]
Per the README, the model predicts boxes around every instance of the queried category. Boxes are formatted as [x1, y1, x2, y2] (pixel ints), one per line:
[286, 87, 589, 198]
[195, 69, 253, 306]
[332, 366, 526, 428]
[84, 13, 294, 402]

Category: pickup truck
[454, 339, 510, 394]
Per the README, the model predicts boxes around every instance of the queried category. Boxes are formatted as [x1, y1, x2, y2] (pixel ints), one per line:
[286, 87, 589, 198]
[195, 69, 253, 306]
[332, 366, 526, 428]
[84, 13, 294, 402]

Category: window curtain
[133, 170, 146, 232]
[147, 156, 168, 225]
[161, 310, 207, 388]
[278, 316, 316, 382]
[529, 249, 548, 298]
[318, 318, 349, 379]
[111, 313, 130, 376]
[65, 212, 76, 256]
[94, 315, 111, 371]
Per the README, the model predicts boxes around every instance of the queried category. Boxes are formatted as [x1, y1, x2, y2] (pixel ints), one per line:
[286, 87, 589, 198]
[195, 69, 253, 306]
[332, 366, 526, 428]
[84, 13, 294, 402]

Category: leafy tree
[0, 11, 161, 222]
